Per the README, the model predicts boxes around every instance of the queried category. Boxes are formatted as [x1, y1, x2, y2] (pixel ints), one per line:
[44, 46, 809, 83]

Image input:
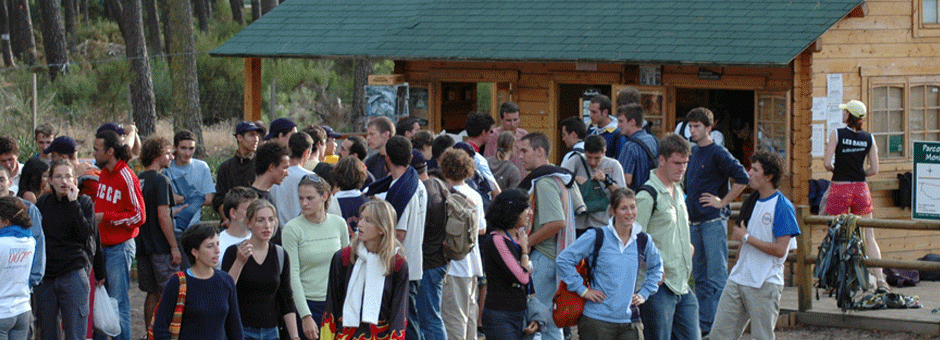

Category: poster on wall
[639, 65, 662, 86]
[826, 74, 844, 136]
[364, 83, 409, 127]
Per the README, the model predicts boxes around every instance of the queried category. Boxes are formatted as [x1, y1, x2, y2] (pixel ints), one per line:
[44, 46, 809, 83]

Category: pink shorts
[825, 182, 873, 215]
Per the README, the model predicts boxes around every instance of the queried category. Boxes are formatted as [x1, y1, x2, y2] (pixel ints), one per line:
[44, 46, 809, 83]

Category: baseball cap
[44, 136, 77, 155]
[234, 121, 265, 136]
[410, 149, 427, 172]
[97, 122, 125, 135]
[321, 125, 343, 139]
[265, 118, 297, 140]
[453, 142, 476, 158]
[839, 100, 867, 118]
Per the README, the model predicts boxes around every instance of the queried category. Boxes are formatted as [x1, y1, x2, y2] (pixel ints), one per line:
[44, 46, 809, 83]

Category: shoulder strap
[636, 232, 647, 254]
[626, 135, 657, 166]
[341, 246, 353, 266]
[170, 272, 186, 340]
[275, 244, 285, 275]
[638, 184, 658, 215]
[576, 151, 591, 175]
[587, 227, 604, 286]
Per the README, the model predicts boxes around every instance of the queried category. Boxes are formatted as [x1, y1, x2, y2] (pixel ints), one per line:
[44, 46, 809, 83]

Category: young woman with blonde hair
[320, 200, 408, 340]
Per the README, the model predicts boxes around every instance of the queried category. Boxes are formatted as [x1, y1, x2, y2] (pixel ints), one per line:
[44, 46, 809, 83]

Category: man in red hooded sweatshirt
[93, 129, 146, 340]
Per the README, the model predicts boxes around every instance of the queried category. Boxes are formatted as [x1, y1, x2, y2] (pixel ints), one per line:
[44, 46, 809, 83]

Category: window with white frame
[869, 77, 940, 159]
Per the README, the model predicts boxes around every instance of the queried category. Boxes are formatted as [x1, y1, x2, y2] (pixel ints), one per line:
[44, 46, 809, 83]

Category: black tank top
[832, 127, 872, 182]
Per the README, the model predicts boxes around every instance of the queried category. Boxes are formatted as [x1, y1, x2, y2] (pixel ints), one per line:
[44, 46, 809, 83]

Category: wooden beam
[847, 2, 869, 18]
[244, 58, 262, 121]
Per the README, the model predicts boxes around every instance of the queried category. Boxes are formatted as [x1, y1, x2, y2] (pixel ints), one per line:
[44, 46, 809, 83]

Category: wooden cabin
[212, 0, 940, 260]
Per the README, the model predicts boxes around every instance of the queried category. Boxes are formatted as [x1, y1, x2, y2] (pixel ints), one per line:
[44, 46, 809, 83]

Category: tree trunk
[62, 0, 76, 52]
[259, 0, 273, 15]
[167, 0, 204, 156]
[142, 0, 160, 56]
[38, 0, 69, 81]
[191, 0, 207, 31]
[80, 0, 87, 25]
[8, 0, 36, 65]
[352, 58, 373, 128]
[160, 0, 171, 58]
[0, 0, 14, 67]
[122, 0, 157, 136]
[227, 0, 241, 24]
[249, 0, 258, 21]
[104, 0, 127, 38]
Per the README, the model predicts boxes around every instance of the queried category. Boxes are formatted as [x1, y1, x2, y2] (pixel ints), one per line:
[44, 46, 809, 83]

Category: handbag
[575, 153, 609, 214]
[552, 228, 604, 327]
[148, 272, 187, 340]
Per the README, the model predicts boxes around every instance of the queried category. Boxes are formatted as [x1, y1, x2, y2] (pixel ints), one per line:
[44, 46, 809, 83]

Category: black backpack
[637, 184, 658, 215]
[625, 135, 658, 168]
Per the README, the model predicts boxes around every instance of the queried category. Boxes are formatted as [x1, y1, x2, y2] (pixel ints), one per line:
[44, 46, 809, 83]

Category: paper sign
[812, 97, 827, 121]
[827, 74, 844, 136]
[812, 123, 826, 157]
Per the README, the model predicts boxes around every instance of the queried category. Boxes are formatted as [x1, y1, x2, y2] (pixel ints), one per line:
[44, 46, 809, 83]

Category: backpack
[917, 253, 940, 281]
[443, 189, 479, 261]
[814, 214, 870, 311]
[465, 173, 492, 210]
[637, 184, 658, 215]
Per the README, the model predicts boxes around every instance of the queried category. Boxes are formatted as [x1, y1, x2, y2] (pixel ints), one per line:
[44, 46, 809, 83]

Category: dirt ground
[128, 277, 937, 340]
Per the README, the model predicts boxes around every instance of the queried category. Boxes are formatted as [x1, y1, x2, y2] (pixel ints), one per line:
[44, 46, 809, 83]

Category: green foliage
[0, 71, 58, 140]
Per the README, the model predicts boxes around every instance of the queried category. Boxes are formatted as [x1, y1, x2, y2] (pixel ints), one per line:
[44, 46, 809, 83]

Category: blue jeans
[36, 268, 90, 340]
[530, 251, 562, 340]
[243, 327, 279, 340]
[406, 280, 422, 340]
[416, 266, 446, 340]
[482, 308, 525, 340]
[297, 300, 325, 340]
[639, 285, 700, 340]
[690, 217, 728, 334]
[94, 239, 135, 340]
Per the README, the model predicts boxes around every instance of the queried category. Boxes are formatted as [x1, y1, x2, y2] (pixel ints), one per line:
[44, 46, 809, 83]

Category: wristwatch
[742, 233, 750, 244]
[603, 174, 615, 187]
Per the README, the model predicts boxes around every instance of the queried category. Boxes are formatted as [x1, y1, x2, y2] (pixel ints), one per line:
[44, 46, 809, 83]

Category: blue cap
[265, 118, 296, 140]
[321, 125, 342, 139]
[44, 136, 76, 155]
[453, 142, 476, 158]
[410, 149, 427, 171]
[234, 121, 265, 136]
[97, 122, 125, 135]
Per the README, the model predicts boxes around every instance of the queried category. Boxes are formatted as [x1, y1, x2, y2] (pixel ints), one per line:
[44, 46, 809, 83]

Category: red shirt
[95, 160, 145, 245]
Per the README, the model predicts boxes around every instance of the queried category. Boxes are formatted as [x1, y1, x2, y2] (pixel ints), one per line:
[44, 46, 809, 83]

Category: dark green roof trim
[211, 0, 863, 66]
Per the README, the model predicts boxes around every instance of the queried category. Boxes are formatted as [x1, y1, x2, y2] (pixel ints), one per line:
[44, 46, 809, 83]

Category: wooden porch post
[796, 205, 812, 312]
[244, 58, 262, 121]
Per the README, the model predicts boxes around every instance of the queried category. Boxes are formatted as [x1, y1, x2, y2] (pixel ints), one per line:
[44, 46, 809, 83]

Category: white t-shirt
[448, 184, 486, 278]
[0, 233, 35, 318]
[270, 165, 313, 227]
[394, 179, 427, 281]
[217, 229, 251, 269]
[728, 191, 800, 288]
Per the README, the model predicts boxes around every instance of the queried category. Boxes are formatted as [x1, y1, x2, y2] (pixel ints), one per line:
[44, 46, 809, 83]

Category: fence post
[796, 205, 812, 312]
[31, 73, 37, 131]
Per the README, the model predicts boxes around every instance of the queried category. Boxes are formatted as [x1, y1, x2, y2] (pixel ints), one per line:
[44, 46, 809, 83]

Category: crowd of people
[0, 87, 890, 340]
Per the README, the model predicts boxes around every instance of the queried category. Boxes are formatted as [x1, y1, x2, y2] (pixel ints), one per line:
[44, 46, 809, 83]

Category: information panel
[913, 141, 940, 220]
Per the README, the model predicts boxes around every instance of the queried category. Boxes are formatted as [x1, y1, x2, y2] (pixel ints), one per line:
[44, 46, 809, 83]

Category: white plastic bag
[93, 285, 121, 337]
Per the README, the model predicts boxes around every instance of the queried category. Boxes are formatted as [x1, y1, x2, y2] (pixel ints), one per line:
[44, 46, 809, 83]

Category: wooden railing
[791, 206, 940, 312]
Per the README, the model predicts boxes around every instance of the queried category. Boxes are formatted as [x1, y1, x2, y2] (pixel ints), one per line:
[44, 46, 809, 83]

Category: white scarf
[342, 243, 385, 327]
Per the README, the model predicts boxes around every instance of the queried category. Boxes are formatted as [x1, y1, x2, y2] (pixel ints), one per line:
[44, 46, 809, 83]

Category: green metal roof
[211, 0, 862, 66]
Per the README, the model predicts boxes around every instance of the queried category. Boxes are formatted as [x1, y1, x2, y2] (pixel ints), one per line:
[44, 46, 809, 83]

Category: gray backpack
[443, 189, 479, 261]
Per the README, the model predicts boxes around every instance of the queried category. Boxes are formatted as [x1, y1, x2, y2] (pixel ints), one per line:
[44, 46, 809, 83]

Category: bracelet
[742, 233, 750, 244]
[521, 252, 529, 256]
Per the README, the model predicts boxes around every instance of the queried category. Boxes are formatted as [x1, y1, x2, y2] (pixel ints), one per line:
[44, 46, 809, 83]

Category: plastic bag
[93, 285, 121, 337]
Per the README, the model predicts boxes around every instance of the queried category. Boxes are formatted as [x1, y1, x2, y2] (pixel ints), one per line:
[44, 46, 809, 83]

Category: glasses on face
[53, 174, 74, 180]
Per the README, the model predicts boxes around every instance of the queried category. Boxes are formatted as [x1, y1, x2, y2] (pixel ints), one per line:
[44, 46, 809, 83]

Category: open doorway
[675, 88, 755, 166]
[556, 84, 612, 163]
[439, 82, 495, 134]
